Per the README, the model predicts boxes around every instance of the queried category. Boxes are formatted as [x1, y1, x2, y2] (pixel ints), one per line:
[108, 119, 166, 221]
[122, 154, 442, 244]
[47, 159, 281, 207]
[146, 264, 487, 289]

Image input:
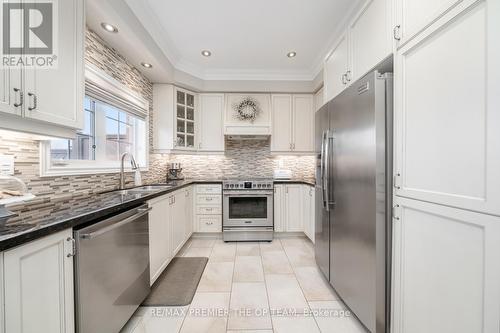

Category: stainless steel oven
[223, 179, 274, 241]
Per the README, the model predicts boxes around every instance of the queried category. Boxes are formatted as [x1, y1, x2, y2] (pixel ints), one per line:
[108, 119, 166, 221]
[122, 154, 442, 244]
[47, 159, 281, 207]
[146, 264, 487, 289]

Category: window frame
[40, 65, 150, 177]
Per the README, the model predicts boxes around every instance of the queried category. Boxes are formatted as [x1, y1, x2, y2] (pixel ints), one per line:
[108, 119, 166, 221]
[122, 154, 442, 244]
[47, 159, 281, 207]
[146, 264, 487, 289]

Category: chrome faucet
[120, 152, 138, 190]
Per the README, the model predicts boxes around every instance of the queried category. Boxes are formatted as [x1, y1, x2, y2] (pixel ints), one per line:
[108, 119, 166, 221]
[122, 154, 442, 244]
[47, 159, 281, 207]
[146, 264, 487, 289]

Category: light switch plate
[0, 155, 15, 176]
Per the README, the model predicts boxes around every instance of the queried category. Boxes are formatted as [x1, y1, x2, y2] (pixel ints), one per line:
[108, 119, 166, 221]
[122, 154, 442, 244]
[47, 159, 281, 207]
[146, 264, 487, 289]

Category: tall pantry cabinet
[391, 0, 500, 332]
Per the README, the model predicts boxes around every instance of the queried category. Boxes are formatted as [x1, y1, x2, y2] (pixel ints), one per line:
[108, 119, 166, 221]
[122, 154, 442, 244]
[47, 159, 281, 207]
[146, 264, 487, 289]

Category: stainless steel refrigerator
[315, 70, 393, 333]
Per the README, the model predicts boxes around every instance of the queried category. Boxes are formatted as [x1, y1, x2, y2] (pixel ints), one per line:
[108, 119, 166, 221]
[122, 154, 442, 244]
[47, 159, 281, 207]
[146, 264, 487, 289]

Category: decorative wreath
[233, 97, 261, 123]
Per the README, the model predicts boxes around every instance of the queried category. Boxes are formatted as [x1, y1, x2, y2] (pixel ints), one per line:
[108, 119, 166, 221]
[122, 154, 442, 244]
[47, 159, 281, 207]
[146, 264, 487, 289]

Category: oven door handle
[223, 193, 273, 197]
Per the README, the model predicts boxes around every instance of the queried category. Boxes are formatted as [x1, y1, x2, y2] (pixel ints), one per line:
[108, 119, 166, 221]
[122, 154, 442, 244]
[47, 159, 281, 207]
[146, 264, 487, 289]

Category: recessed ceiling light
[201, 50, 212, 57]
[101, 22, 118, 33]
[287, 51, 297, 58]
[141, 62, 153, 69]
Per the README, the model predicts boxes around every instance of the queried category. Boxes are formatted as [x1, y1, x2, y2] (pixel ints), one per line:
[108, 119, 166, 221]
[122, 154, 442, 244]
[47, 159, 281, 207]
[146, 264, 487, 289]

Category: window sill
[40, 165, 150, 178]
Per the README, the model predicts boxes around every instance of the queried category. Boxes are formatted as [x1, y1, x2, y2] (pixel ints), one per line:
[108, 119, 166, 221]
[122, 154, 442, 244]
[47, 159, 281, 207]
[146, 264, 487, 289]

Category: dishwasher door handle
[80, 207, 152, 240]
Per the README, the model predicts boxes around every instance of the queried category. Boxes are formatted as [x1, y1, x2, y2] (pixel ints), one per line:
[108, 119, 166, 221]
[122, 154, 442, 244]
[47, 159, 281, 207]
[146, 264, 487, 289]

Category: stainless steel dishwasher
[74, 204, 151, 333]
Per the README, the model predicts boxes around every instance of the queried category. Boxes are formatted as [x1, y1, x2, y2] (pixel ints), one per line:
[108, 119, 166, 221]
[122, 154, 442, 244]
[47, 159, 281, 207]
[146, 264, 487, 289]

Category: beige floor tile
[294, 266, 338, 301]
[236, 242, 261, 256]
[190, 238, 217, 248]
[272, 315, 320, 333]
[210, 242, 237, 262]
[309, 301, 368, 333]
[180, 292, 230, 333]
[182, 247, 212, 258]
[227, 331, 273, 333]
[261, 251, 293, 275]
[283, 244, 316, 267]
[259, 240, 283, 253]
[233, 256, 264, 282]
[197, 262, 234, 292]
[265, 274, 309, 314]
[279, 237, 309, 248]
[228, 282, 272, 330]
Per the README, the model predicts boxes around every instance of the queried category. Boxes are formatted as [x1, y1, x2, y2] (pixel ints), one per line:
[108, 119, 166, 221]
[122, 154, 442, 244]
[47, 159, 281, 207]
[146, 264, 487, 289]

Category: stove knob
[258, 184, 262, 188]
[267, 184, 271, 188]
[230, 184, 234, 188]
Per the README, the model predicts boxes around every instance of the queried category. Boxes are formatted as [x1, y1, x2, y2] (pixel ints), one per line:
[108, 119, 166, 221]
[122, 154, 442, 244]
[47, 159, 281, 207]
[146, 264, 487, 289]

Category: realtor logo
[2, 0, 57, 68]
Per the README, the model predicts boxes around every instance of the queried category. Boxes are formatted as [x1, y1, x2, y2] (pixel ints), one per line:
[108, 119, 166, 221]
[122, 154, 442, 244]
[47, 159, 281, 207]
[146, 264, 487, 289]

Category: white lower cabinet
[193, 184, 222, 233]
[302, 185, 315, 243]
[3, 229, 75, 333]
[0, 252, 4, 333]
[148, 186, 194, 285]
[171, 190, 187, 255]
[148, 195, 173, 284]
[391, 197, 500, 333]
[274, 184, 314, 238]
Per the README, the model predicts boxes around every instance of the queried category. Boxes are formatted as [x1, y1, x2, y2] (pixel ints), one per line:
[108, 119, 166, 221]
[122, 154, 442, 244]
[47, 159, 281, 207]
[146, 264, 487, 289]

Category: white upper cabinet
[271, 94, 314, 153]
[24, 0, 84, 129]
[0, 0, 84, 137]
[391, 197, 500, 333]
[314, 87, 324, 112]
[394, 0, 478, 47]
[153, 84, 197, 152]
[324, 33, 350, 103]
[271, 95, 293, 152]
[198, 94, 224, 152]
[292, 95, 314, 153]
[394, 0, 500, 215]
[349, 0, 393, 82]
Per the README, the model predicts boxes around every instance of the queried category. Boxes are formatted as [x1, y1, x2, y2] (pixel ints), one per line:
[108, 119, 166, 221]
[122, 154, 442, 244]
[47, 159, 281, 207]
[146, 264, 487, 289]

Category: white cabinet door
[148, 195, 172, 284]
[4, 229, 75, 333]
[292, 95, 314, 152]
[184, 187, 193, 240]
[199, 94, 224, 152]
[394, 0, 500, 215]
[391, 197, 500, 333]
[23, 0, 84, 129]
[0, 1, 22, 117]
[324, 33, 349, 103]
[171, 191, 186, 255]
[0, 253, 4, 333]
[395, 0, 477, 47]
[302, 185, 315, 243]
[273, 185, 285, 232]
[349, 0, 393, 82]
[271, 95, 293, 152]
[285, 185, 304, 232]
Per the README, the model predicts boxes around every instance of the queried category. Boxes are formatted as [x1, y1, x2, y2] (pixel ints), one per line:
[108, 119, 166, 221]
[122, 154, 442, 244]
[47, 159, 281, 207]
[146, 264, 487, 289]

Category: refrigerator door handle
[324, 130, 331, 211]
[320, 131, 327, 208]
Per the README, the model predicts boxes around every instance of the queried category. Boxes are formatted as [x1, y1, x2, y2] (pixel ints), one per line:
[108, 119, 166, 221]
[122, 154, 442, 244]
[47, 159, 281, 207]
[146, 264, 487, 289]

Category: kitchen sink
[110, 185, 172, 196]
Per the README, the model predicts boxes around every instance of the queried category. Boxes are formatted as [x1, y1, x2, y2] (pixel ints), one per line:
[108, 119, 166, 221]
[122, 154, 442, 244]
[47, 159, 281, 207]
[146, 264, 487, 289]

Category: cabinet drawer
[197, 215, 222, 233]
[196, 206, 222, 215]
[196, 185, 222, 194]
[196, 195, 221, 205]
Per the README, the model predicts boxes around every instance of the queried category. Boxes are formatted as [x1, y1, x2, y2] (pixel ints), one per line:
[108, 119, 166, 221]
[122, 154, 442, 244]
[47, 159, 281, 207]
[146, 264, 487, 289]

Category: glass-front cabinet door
[175, 88, 196, 149]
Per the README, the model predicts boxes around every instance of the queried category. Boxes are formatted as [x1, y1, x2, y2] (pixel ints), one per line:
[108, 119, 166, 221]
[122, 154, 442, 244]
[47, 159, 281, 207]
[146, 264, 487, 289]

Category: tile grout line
[280, 238, 323, 333]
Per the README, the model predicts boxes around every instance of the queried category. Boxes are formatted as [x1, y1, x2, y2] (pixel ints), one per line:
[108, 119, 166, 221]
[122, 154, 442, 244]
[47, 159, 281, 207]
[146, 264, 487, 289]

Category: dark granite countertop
[0, 178, 314, 251]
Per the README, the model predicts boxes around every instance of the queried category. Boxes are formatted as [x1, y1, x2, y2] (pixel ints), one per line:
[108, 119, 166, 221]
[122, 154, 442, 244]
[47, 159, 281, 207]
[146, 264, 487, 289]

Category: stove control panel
[223, 180, 273, 190]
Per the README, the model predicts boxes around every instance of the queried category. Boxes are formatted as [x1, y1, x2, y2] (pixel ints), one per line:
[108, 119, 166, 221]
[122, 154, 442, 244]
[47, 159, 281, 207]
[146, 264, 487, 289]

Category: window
[44, 96, 147, 175]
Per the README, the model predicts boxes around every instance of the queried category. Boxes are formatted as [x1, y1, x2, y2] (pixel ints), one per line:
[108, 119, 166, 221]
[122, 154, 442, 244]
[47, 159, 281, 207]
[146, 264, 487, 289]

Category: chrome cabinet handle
[341, 74, 347, 85]
[66, 237, 76, 257]
[346, 71, 352, 82]
[13, 88, 23, 107]
[393, 25, 401, 41]
[28, 92, 37, 111]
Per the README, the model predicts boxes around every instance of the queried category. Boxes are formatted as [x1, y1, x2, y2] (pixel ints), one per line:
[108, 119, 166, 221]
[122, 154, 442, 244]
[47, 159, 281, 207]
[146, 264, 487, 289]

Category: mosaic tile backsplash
[0, 28, 315, 214]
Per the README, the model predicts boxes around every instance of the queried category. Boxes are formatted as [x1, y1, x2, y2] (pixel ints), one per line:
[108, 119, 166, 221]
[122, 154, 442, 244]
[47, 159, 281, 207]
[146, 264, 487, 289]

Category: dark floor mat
[142, 257, 208, 306]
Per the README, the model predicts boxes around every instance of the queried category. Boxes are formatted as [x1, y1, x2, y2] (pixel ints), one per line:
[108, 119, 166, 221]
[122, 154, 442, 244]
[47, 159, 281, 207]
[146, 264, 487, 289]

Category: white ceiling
[126, 0, 359, 81]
